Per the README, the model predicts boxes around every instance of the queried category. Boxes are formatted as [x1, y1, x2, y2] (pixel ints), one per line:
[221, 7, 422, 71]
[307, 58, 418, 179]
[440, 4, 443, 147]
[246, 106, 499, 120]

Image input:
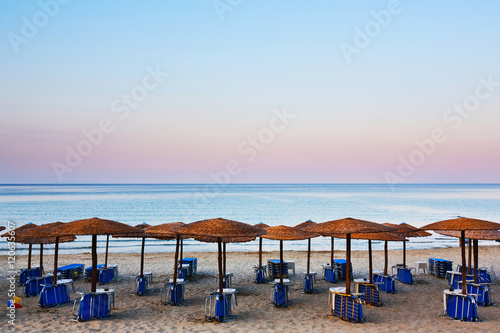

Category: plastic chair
[415, 261, 428, 275]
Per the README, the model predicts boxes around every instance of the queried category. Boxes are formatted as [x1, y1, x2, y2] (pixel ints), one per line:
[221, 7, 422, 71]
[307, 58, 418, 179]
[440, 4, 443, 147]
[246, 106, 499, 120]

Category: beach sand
[2, 246, 499, 332]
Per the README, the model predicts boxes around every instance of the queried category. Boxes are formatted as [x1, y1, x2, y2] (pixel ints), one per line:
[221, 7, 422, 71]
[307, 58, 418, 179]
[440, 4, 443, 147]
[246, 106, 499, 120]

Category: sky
[1, 0, 500, 184]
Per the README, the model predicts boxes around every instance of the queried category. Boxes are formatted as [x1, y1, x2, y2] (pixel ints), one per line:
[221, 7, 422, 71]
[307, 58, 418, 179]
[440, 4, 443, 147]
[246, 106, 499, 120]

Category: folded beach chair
[323, 264, 337, 283]
[24, 276, 53, 297]
[135, 276, 151, 296]
[72, 292, 112, 321]
[98, 267, 115, 285]
[466, 283, 493, 306]
[18, 267, 41, 285]
[39, 283, 71, 308]
[373, 273, 397, 294]
[205, 289, 238, 322]
[445, 292, 478, 321]
[358, 283, 381, 306]
[333, 293, 364, 323]
[253, 264, 267, 283]
[272, 279, 292, 307]
[396, 267, 414, 285]
[160, 279, 185, 305]
[303, 272, 317, 294]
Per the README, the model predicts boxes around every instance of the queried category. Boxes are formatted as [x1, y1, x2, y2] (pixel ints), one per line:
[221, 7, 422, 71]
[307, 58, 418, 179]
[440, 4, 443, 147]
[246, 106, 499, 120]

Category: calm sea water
[1, 184, 499, 255]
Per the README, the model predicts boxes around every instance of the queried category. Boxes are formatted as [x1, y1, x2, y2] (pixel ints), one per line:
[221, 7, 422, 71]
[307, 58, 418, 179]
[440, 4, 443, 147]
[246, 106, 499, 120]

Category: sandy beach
[2, 246, 499, 333]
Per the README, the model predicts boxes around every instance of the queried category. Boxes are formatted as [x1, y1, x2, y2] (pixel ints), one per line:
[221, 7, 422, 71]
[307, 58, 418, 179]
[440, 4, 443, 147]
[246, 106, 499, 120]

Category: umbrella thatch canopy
[315, 218, 396, 293]
[337, 232, 406, 283]
[2, 223, 38, 270]
[4, 223, 75, 277]
[17, 222, 76, 283]
[421, 217, 500, 295]
[254, 222, 270, 271]
[262, 225, 318, 285]
[175, 218, 266, 296]
[383, 222, 431, 268]
[436, 229, 500, 283]
[144, 222, 185, 284]
[436, 229, 500, 240]
[113, 223, 161, 278]
[295, 220, 320, 276]
[39, 217, 139, 292]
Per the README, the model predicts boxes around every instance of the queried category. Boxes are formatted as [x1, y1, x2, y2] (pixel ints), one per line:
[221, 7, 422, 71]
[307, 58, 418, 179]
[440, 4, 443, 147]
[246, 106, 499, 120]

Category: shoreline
[2, 246, 499, 332]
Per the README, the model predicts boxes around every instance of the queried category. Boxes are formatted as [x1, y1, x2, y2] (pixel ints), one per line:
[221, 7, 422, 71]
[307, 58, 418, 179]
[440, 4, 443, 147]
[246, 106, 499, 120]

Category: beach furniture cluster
[3, 216, 499, 324]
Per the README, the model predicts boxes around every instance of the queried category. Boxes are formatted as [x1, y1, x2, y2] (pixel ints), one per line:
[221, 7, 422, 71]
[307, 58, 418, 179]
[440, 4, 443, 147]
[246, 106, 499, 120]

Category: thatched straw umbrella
[174, 218, 266, 298]
[39, 217, 139, 292]
[337, 232, 406, 283]
[261, 225, 317, 286]
[2, 223, 38, 271]
[16, 222, 76, 283]
[145, 222, 184, 285]
[253, 222, 270, 273]
[436, 229, 500, 283]
[295, 220, 320, 277]
[383, 222, 431, 269]
[315, 218, 396, 293]
[421, 217, 500, 295]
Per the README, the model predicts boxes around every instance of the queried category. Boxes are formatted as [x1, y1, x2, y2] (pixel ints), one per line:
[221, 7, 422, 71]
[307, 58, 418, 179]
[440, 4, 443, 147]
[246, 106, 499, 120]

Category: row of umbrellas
[3, 216, 500, 298]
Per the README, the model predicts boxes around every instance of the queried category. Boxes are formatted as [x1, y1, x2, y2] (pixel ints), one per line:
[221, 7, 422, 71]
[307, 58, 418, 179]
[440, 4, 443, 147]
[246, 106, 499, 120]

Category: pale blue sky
[1, 1, 499, 183]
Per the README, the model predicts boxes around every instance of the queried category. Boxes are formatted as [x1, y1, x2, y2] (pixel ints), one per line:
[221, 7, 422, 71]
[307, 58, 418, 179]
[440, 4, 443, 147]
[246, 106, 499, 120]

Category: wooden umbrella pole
[218, 238, 223, 295]
[140, 237, 145, 278]
[346, 234, 351, 294]
[91, 234, 98, 293]
[223, 242, 227, 277]
[403, 239, 406, 268]
[307, 238, 311, 275]
[468, 238, 472, 274]
[180, 238, 183, 265]
[28, 244, 32, 269]
[384, 240, 388, 275]
[368, 240, 373, 284]
[105, 235, 109, 269]
[173, 235, 180, 284]
[39, 244, 43, 277]
[279, 240, 284, 285]
[53, 236, 59, 284]
[330, 236, 334, 268]
[259, 237, 263, 269]
[473, 239, 479, 284]
[461, 230, 467, 295]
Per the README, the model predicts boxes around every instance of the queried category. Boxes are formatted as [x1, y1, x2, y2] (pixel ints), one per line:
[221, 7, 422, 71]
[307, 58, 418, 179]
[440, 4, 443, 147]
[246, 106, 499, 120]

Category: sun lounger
[72, 290, 114, 321]
[84, 264, 105, 281]
[429, 258, 453, 278]
[205, 288, 238, 322]
[39, 280, 72, 307]
[24, 275, 54, 297]
[160, 279, 185, 305]
[457, 265, 492, 283]
[57, 264, 85, 280]
[333, 259, 352, 281]
[443, 289, 478, 321]
[303, 271, 317, 293]
[373, 273, 397, 294]
[466, 283, 493, 307]
[253, 264, 267, 283]
[322, 263, 337, 283]
[396, 266, 414, 285]
[18, 267, 42, 285]
[272, 278, 292, 307]
[332, 292, 364, 323]
[358, 282, 381, 306]
[267, 259, 289, 280]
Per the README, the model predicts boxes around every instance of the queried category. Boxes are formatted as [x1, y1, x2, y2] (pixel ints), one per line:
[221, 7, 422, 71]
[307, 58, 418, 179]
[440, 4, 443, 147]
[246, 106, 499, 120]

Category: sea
[1, 184, 499, 255]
